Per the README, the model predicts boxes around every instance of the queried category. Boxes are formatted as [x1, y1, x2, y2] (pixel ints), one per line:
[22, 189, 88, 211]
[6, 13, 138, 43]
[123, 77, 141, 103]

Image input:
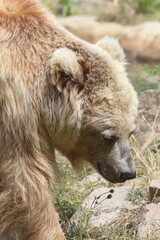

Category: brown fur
[0, 0, 138, 239]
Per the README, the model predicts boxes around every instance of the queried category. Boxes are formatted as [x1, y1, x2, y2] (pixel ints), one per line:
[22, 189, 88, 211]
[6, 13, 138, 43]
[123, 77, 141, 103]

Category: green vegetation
[43, 0, 160, 24]
[130, 63, 160, 95]
[54, 155, 108, 225]
[43, 0, 55, 11]
[60, 0, 72, 16]
[129, 187, 148, 205]
[43, 0, 73, 16]
[135, 0, 157, 13]
[144, 64, 160, 77]
[131, 77, 158, 95]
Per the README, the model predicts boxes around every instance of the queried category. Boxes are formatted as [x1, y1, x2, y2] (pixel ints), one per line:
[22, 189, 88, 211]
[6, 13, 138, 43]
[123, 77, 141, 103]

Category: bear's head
[50, 37, 138, 183]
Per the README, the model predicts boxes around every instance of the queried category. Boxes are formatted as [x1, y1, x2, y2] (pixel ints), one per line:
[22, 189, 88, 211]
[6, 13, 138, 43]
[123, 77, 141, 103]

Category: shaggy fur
[0, 0, 138, 239]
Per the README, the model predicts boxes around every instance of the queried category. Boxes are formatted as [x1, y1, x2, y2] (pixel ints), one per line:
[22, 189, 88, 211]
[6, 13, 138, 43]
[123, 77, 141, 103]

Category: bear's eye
[129, 129, 136, 137]
[103, 134, 117, 142]
[129, 131, 134, 138]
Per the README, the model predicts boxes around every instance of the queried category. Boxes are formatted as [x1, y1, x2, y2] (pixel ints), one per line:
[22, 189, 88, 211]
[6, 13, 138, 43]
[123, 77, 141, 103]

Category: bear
[0, 0, 138, 239]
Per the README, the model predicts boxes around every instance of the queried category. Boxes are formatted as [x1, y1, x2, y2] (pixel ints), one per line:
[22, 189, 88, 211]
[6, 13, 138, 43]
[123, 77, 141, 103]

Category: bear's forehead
[84, 84, 137, 113]
[83, 110, 136, 137]
[82, 57, 127, 96]
[83, 84, 137, 135]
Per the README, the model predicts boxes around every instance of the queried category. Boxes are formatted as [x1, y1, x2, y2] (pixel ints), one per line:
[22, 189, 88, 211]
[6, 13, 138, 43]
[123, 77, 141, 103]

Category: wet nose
[120, 171, 136, 181]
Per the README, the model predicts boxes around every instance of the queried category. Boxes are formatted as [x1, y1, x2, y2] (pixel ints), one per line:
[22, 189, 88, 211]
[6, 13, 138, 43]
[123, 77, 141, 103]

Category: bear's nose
[120, 171, 136, 181]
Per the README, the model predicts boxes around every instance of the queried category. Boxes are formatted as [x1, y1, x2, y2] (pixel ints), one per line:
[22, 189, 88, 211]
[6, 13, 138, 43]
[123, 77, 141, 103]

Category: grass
[131, 77, 158, 95]
[54, 154, 109, 225]
[135, 0, 157, 13]
[128, 62, 160, 95]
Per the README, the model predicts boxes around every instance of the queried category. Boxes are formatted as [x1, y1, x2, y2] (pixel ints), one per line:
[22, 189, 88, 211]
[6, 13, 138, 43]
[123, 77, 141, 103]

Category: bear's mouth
[97, 162, 125, 183]
[97, 162, 116, 183]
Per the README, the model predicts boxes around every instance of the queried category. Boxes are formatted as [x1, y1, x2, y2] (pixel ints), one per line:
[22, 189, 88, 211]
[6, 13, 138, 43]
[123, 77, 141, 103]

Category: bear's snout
[119, 171, 136, 181]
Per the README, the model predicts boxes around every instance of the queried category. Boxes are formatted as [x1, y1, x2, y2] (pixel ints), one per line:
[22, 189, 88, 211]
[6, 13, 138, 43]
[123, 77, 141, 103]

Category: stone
[71, 187, 138, 228]
[149, 180, 160, 201]
[137, 203, 160, 239]
[79, 173, 106, 185]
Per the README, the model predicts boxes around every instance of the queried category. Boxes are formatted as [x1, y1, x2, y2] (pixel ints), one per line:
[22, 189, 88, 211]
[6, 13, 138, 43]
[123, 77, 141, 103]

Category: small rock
[79, 173, 106, 185]
[71, 187, 138, 228]
[137, 203, 160, 239]
[149, 180, 160, 201]
[82, 187, 134, 210]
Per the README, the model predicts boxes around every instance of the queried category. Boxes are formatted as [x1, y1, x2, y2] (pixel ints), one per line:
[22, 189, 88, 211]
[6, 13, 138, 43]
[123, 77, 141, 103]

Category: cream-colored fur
[51, 48, 84, 91]
[0, 0, 138, 239]
[96, 36, 126, 62]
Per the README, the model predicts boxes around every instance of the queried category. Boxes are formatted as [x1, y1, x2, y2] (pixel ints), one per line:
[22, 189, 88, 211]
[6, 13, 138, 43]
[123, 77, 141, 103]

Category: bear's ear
[96, 36, 125, 62]
[50, 48, 87, 92]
